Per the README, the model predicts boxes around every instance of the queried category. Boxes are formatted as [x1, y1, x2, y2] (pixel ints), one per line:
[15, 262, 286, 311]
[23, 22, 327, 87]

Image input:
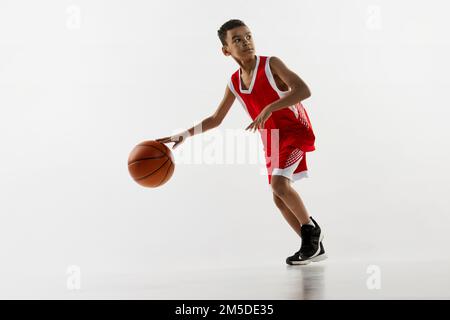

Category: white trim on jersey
[239, 55, 260, 94]
[264, 56, 300, 120]
[228, 79, 251, 117]
[265, 56, 290, 97]
[297, 103, 310, 129]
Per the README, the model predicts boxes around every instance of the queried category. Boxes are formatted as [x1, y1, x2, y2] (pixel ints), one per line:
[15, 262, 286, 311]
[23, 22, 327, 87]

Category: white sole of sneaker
[289, 260, 312, 266]
[288, 233, 327, 265]
[288, 252, 328, 265]
[311, 253, 328, 262]
[288, 252, 327, 265]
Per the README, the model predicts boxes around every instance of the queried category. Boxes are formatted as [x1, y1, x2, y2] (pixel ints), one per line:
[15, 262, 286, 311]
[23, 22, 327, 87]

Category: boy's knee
[272, 193, 285, 208]
[271, 176, 290, 198]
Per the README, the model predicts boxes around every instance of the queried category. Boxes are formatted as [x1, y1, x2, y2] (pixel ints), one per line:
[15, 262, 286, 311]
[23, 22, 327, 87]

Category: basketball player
[156, 19, 326, 265]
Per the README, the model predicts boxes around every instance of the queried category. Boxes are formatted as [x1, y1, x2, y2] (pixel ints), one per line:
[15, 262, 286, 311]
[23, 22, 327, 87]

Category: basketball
[128, 140, 175, 187]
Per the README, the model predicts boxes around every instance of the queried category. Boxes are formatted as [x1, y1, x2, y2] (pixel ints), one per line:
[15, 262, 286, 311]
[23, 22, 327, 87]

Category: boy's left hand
[245, 107, 272, 132]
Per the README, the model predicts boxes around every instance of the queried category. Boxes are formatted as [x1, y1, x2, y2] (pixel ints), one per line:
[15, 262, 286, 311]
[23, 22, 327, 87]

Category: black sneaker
[286, 242, 327, 265]
[311, 242, 328, 262]
[299, 216, 323, 259]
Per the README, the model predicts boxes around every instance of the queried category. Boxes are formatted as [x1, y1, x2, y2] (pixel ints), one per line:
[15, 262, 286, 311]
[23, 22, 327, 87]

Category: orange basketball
[128, 140, 175, 188]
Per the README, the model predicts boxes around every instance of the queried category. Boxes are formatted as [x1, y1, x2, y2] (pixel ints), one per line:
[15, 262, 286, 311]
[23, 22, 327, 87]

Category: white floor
[3, 257, 450, 299]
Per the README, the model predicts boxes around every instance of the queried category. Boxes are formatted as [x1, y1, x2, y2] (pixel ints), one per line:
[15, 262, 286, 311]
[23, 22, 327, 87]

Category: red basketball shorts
[266, 146, 309, 184]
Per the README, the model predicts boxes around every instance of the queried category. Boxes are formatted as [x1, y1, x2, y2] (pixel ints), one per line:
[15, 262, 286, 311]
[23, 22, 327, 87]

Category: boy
[156, 19, 326, 265]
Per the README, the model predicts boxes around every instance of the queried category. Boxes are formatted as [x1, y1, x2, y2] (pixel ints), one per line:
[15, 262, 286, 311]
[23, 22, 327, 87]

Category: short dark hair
[217, 19, 247, 46]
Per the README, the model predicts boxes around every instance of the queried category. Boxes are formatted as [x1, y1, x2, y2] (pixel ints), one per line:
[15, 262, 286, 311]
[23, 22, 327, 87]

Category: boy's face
[222, 26, 255, 59]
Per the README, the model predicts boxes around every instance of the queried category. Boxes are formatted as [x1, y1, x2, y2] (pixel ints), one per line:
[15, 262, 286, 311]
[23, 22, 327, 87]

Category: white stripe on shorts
[272, 149, 308, 182]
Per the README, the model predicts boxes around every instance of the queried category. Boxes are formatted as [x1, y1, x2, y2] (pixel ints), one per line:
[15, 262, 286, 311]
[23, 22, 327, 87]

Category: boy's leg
[272, 193, 301, 237]
[271, 175, 311, 225]
[272, 175, 323, 260]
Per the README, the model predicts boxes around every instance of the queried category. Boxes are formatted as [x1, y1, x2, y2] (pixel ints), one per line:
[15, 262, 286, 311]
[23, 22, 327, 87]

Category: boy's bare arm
[156, 85, 235, 149]
[266, 56, 311, 113]
[182, 84, 235, 136]
[211, 85, 236, 126]
[246, 56, 312, 132]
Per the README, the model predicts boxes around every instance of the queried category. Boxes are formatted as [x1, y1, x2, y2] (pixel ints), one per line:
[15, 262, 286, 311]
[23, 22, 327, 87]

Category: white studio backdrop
[1, 0, 449, 297]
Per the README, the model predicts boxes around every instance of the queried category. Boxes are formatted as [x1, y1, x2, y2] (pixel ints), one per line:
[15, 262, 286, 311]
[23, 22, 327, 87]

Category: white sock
[306, 218, 315, 227]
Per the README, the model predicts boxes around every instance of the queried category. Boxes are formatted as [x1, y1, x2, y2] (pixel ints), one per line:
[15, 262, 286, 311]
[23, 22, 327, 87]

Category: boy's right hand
[155, 134, 186, 150]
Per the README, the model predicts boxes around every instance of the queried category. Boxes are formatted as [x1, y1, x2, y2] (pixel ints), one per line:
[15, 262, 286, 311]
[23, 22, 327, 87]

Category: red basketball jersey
[228, 55, 316, 154]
